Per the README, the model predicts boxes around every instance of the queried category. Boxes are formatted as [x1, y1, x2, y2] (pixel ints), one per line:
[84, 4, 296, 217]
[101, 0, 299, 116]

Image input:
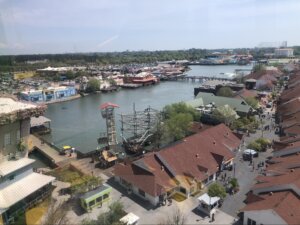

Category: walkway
[28, 135, 74, 167]
[220, 108, 277, 217]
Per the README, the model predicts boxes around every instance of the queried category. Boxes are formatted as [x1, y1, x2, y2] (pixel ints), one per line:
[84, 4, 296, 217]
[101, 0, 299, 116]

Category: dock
[28, 135, 74, 167]
[176, 75, 233, 82]
[119, 83, 143, 89]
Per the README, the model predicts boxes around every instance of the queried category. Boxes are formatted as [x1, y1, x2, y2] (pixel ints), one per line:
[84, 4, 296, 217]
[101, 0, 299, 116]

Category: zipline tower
[99, 102, 119, 148]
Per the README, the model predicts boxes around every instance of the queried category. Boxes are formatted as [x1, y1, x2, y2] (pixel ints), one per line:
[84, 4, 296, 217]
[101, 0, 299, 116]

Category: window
[8, 174, 15, 180]
[247, 218, 256, 225]
[16, 130, 21, 141]
[4, 133, 11, 147]
[89, 200, 95, 207]
[103, 194, 109, 200]
[96, 196, 102, 202]
[138, 189, 145, 197]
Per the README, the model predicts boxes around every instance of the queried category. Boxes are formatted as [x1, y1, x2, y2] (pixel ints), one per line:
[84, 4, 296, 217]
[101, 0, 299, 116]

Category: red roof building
[114, 124, 241, 206]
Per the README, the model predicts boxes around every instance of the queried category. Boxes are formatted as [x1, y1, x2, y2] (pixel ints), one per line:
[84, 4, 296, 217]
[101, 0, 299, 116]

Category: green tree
[86, 78, 101, 93]
[255, 138, 271, 151]
[247, 141, 262, 152]
[208, 183, 226, 199]
[216, 87, 234, 97]
[229, 178, 239, 189]
[65, 71, 77, 81]
[212, 105, 239, 126]
[163, 102, 201, 121]
[252, 64, 266, 73]
[81, 201, 126, 225]
[245, 97, 259, 109]
[166, 113, 193, 141]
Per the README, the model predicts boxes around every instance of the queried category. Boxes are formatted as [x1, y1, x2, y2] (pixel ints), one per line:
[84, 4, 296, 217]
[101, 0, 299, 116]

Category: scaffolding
[120, 104, 160, 153]
[99, 102, 119, 148]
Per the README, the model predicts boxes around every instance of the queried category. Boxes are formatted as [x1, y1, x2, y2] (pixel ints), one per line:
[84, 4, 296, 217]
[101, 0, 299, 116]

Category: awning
[120, 213, 140, 225]
[198, 193, 220, 206]
[0, 158, 35, 177]
[30, 116, 51, 127]
[63, 146, 72, 150]
[0, 172, 55, 211]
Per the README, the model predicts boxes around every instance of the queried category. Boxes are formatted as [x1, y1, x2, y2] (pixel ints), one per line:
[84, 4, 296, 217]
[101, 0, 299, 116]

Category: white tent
[198, 193, 220, 206]
[120, 212, 140, 225]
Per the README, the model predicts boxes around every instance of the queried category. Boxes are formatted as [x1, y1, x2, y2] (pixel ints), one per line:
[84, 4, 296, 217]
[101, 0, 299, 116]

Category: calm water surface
[44, 65, 252, 152]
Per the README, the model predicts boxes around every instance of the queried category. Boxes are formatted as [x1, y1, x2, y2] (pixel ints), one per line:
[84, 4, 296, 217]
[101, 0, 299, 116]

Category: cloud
[97, 35, 119, 49]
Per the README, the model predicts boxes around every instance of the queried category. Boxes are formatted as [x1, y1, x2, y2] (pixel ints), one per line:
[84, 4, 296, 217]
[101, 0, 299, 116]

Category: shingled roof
[114, 124, 240, 197]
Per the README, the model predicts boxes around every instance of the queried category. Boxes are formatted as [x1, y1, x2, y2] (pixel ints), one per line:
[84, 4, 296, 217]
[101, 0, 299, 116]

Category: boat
[131, 72, 158, 85]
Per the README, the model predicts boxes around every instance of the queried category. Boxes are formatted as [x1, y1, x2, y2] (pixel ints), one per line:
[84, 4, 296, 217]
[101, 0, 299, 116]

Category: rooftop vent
[196, 154, 199, 158]
[269, 192, 273, 196]
[161, 166, 164, 171]
[290, 169, 295, 172]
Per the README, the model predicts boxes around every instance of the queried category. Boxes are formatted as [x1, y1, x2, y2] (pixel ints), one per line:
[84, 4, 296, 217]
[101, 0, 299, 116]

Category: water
[44, 65, 252, 153]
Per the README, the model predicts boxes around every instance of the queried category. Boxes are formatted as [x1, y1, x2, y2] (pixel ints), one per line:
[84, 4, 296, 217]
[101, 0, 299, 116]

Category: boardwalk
[28, 135, 74, 167]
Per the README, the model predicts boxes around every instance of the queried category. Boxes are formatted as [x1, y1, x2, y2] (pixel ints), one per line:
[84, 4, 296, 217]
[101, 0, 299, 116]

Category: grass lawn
[47, 166, 101, 194]
[26, 198, 50, 225]
[14, 71, 36, 80]
[172, 193, 187, 202]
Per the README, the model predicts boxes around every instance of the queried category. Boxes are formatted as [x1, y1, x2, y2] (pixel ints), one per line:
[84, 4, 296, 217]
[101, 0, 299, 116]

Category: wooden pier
[28, 135, 74, 167]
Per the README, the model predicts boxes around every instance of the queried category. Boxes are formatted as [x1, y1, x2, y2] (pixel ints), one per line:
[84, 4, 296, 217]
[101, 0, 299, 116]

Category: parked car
[243, 149, 258, 160]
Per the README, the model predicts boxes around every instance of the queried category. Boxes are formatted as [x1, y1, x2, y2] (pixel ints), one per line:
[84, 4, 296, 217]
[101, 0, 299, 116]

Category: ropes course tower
[99, 102, 119, 149]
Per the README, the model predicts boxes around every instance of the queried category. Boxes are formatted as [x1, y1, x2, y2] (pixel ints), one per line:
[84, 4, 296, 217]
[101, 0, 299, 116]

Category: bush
[208, 183, 226, 199]
[229, 178, 239, 189]
[247, 141, 262, 152]
[256, 138, 271, 151]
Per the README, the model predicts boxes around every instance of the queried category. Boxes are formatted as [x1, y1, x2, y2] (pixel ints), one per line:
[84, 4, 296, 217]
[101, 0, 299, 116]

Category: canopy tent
[198, 193, 220, 206]
[120, 212, 140, 225]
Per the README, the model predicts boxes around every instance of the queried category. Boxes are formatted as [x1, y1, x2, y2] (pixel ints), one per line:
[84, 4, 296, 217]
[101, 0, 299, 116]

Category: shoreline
[44, 94, 82, 105]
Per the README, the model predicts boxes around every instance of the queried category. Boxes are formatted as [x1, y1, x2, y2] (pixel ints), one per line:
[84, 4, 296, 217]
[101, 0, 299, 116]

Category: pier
[175, 75, 233, 82]
[28, 135, 74, 167]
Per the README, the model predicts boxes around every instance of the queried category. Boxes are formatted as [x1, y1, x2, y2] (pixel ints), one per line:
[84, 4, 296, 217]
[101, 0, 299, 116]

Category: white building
[274, 48, 294, 57]
[0, 97, 55, 225]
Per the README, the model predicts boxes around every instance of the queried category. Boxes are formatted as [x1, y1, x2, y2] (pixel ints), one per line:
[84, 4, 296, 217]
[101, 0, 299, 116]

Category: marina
[43, 65, 252, 154]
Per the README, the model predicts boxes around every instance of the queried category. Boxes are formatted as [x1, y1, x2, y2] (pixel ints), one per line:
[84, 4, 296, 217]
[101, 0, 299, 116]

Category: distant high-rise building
[274, 48, 294, 57]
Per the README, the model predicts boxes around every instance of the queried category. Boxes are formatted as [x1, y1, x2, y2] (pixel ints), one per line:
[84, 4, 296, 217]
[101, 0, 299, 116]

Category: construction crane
[120, 104, 161, 154]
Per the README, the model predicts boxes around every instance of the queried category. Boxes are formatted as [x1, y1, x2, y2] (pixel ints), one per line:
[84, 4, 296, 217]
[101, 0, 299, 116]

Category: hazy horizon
[1, 0, 300, 55]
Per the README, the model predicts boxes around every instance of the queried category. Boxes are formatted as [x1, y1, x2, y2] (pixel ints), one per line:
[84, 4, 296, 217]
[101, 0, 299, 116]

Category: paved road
[220, 110, 277, 217]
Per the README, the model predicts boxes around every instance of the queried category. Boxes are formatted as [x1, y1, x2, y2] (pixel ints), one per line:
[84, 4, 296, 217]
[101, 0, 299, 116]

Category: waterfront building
[0, 97, 55, 225]
[188, 92, 253, 116]
[114, 124, 241, 206]
[274, 48, 294, 58]
[20, 86, 77, 103]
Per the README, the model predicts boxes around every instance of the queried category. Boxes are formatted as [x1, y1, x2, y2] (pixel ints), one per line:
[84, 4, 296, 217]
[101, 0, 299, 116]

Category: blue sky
[0, 0, 300, 55]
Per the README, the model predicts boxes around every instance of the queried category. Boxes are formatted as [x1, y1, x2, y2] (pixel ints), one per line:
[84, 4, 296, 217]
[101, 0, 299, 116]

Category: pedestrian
[252, 164, 255, 171]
